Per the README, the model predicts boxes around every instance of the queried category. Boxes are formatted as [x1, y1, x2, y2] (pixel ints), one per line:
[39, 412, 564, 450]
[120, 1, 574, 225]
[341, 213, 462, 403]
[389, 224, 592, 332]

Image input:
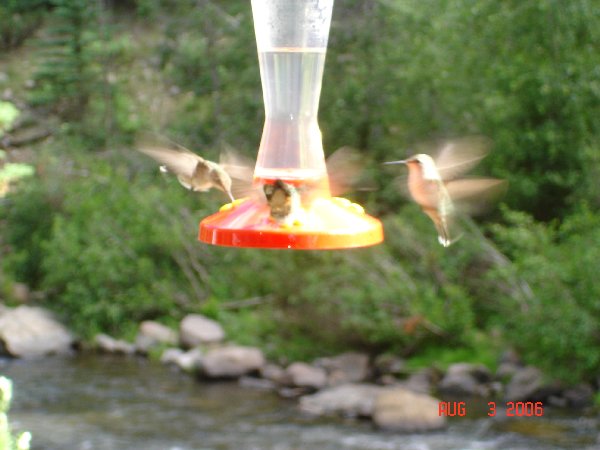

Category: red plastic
[199, 196, 383, 250]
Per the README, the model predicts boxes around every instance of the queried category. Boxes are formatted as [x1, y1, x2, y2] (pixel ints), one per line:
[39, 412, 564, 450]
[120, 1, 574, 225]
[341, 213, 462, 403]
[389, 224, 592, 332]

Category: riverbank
[3, 354, 599, 450]
[1, 304, 596, 437]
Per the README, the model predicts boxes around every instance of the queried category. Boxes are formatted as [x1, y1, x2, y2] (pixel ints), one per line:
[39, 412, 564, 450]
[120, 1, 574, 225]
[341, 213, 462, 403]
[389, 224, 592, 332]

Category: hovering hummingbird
[385, 137, 506, 247]
[137, 144, 236, 202]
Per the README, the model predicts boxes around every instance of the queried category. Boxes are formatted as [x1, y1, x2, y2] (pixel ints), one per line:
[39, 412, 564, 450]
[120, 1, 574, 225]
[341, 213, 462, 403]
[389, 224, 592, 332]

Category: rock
[239, 376, 277, 390]
[94, 334, 135, 355]
[299, 383, 384, 418]
[202, 345, 264, 378]
[505, 366, 560, 402]
[378, 374, 398, 386]
[160, 347, 185, 365]
[260, 363, 289, 385]
[496, 362, 521, 380]
[400, 367, 442, 394]
[372, 387, 447, 432]
[438, 363, 493, 397]
[179, 314, 225, 348]
[11, 283, 30, 303]
[285, 362, 327, 389]
[374, 354, 408, 377]
[499, 349, 522, 366]
[171, 347, 204, 372]
[315, 352, 371, 385]
[0, 306, 75, 358]
[135, 321, 177, 353]
[561, 383, 594, 408]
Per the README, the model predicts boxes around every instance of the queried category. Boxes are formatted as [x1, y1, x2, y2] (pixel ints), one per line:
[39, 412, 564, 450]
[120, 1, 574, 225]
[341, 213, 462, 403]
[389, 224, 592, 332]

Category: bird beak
[383, 160, 407, 165]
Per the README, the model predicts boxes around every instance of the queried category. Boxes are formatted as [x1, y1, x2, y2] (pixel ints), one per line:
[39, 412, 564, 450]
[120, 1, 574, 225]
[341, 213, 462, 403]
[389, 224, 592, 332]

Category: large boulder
[0, 306, 75, 358]
[372, 387, 447, 432]
[179, 314, 225, 348]
[202, 345, 264, 378]
[299, 383, 383, 418]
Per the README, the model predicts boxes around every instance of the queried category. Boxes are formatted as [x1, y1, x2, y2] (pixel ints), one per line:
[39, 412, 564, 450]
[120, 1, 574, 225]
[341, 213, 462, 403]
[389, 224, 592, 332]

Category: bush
[0, 1, 45, 52]
[0, 377, 31, 450]
[489, 206, 600, 382]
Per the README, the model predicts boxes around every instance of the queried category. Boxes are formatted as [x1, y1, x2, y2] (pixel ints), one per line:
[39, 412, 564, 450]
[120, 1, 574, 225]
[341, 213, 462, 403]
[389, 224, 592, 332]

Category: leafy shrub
[0, 377, 31, 450]
[0, 1, 45, 51]
[489, 206, 600, 382]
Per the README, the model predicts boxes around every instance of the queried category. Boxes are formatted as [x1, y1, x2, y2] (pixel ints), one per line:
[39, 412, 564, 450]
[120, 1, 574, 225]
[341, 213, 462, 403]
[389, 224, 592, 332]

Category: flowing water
[1, 355, 599, 450]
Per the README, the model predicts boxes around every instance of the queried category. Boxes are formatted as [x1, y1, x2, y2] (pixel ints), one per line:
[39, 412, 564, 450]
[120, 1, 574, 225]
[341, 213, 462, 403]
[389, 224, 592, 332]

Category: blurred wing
[137, 146, 202, 180]
[434, 136, 491, 181]
[446, 178, 507, 215]
[219, 146, 256, 200]
[326, 146, 374, 196]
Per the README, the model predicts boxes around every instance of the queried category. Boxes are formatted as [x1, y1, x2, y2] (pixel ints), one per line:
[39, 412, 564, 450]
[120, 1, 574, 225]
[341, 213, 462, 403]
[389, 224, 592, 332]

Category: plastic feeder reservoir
[199, 0, 383, 249]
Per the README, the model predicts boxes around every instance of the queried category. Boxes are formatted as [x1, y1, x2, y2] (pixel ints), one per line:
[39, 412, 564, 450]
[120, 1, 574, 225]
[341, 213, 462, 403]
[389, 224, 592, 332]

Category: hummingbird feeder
[198, 0, 383, 249]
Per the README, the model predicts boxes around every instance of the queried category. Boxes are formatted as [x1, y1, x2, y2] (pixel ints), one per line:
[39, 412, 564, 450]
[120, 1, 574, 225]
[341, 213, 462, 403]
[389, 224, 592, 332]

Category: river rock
[160, 347, 184, 365]
[505, 366, 560, 402]
[202, 345, 264, 378]
[438, 363, 493, 396]
[135, 321, 177, 353]
[179, 314, 225, 348]
[285, 362, 327, 389]
[0, 306, 75, 358]
[315, 352, 370, 385]
[11, 283, 30, 303]
[260, 363, 289, 385]
[374, 354, 408, 377]
[372, 387, 447, 432]
[561, 383, 594, 407]
[299, 383, 383, 417]
[164, 347, 204, 372]
[496, 362, 521, 380]
[400, 367, 443, 394]
[239, 376, 277, 390]
[94, 334, 135, 355]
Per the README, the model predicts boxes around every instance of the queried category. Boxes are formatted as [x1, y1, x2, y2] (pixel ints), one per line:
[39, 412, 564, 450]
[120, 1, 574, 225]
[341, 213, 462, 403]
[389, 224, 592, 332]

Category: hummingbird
[137, 144, 236, 202]
[263, 179, 303, 226]
[385, 137, 506, 247]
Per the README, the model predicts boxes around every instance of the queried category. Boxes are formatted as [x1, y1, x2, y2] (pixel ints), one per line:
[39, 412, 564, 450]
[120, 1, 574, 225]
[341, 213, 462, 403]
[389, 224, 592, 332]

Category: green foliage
[0, 181, 56, 286]
[406, 330, 502, 373]
[0, 377, 31, 450]
[1, 0, 600, 384]
[0, 102, 20, 136]
[0, 0, 45, 51]
[489, 206, 600, 382]
[30, 0, 96, 117]
[158, 1, 261, 151]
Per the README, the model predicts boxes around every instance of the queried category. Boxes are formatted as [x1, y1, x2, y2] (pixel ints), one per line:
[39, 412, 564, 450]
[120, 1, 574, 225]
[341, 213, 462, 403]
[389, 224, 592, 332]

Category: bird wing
[446, 178, 507, 215]
[433, 136, 491, 181]
[326, 146, 370, 196]
[218, 147, 257, 200]
[138, 146, 203, 180]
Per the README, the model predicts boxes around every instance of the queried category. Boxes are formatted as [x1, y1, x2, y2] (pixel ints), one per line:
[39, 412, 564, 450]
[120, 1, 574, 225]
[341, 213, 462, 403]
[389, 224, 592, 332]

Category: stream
[1, 355, 599, 450]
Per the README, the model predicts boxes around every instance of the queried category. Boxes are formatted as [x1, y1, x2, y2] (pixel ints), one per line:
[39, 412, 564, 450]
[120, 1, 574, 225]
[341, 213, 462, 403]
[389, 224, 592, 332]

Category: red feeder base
[199, 196, 383, 250]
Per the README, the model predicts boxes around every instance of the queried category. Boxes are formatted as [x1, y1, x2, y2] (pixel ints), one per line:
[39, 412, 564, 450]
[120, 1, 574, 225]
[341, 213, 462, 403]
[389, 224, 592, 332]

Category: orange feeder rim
[199, 196, 383, 250]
